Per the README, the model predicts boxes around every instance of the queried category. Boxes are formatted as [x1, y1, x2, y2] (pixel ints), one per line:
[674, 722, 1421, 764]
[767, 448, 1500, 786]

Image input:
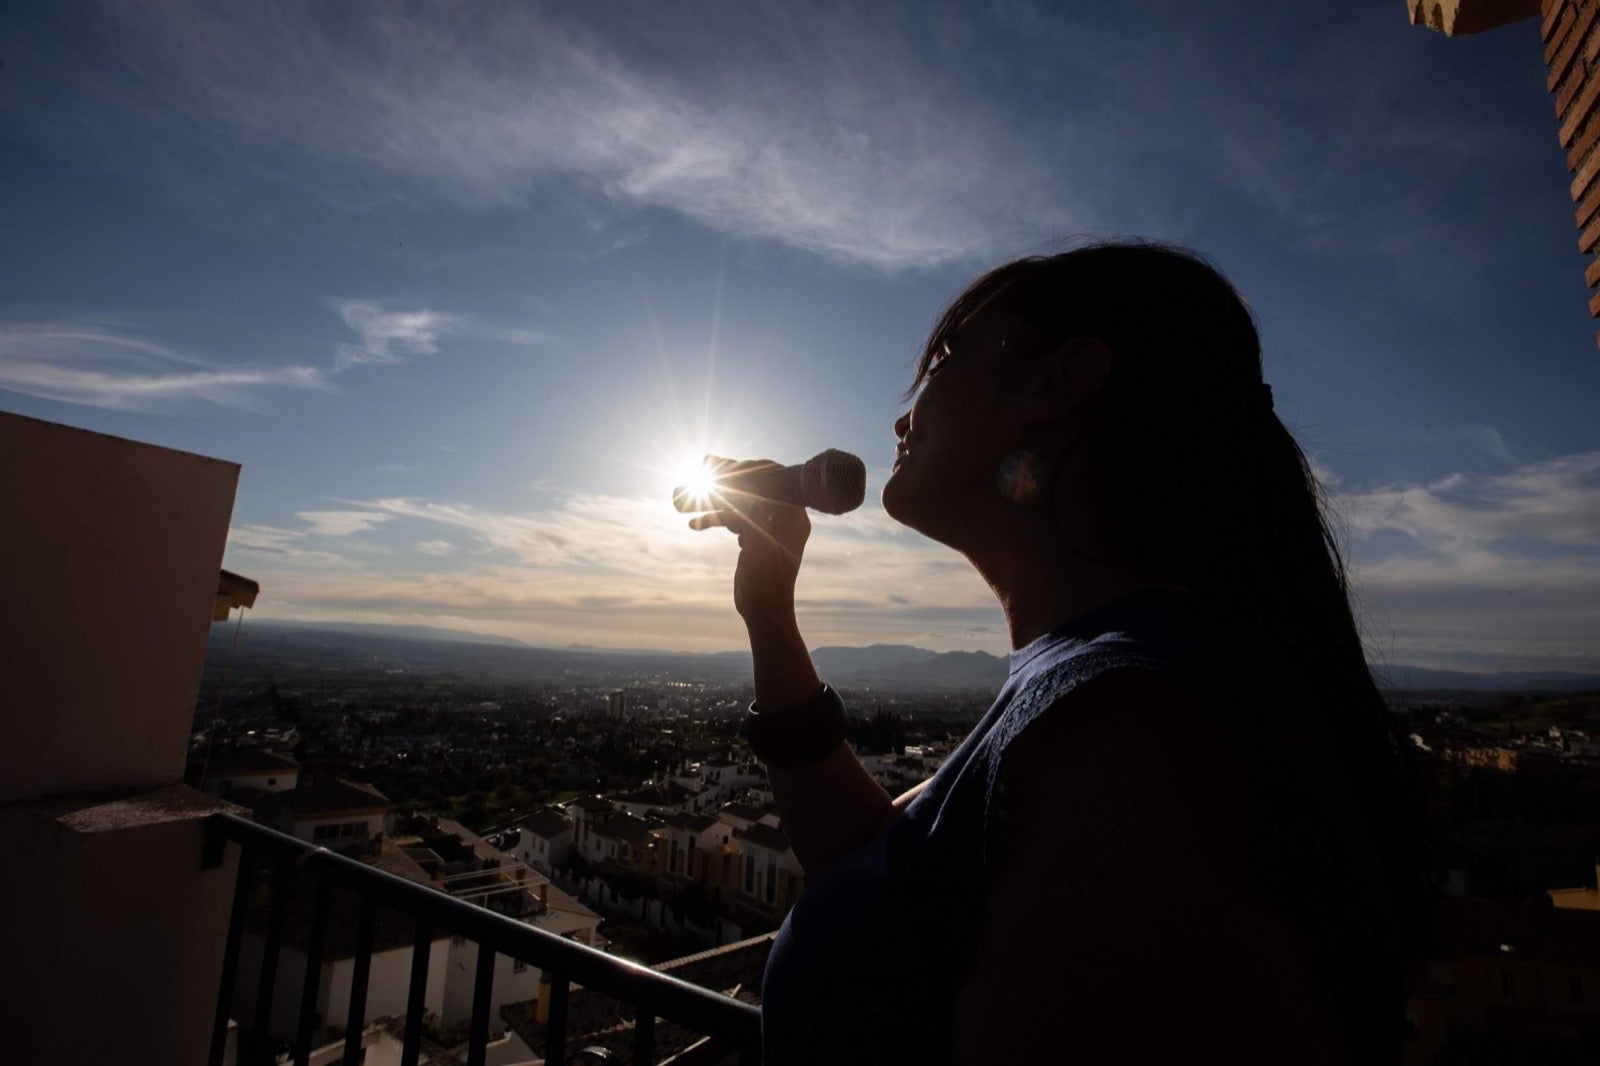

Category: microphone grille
[801, 449, 867, 515]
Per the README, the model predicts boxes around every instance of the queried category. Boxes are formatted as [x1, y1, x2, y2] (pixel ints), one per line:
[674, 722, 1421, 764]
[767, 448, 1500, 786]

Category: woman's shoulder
[990, 623, 1206, 762]
[954, 668, 1360, 1063]
[998, 666, 1247, 806]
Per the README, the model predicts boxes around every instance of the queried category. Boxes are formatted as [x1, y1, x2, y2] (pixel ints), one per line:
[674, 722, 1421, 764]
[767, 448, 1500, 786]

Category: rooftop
[733, 822, 790, 853]
[517, 807, 574, 839]
[253, 778, 390, 821]
[663, 811, 719, 833]
[204, 749, 300, 776]
[717, 803, 765, 824]
[591, 811, 661, 847]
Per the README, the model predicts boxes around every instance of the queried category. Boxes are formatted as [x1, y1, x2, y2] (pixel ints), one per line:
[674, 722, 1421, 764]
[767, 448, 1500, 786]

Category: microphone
[674, 449, 867, 515]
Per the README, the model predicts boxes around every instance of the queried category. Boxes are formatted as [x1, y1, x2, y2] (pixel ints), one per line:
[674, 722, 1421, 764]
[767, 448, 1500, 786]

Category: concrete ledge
[0, 783, 248, 1066]
[4, 782, 247, 834]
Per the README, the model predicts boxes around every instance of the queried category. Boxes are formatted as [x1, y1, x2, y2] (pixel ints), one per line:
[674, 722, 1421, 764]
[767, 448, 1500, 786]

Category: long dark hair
[915, 238, 1434, 955]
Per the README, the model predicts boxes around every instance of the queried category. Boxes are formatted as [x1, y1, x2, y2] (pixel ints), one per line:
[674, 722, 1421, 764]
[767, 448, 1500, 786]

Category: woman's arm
[689, 463, 893, 880]
[951, 668, 1353, 1065]
[745, 611, 894, 878]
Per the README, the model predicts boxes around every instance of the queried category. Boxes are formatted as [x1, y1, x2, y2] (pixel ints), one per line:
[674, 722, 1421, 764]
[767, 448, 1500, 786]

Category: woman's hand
[677, 455, 894, 879]
[683, 455, 812, 630]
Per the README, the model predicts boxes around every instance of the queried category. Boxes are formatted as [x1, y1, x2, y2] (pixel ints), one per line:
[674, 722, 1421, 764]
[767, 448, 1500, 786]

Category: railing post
[467, 943, 497, 1066]
[400, 919, 433, 1066]
[546, 974, 569, 1066]
[208, 841, 254, 1066]
[251, 852, 296, 1059]
[634, 1009, 656, 1065]
[340, 895, 377, 1066]
[293, 876, 333, 1066]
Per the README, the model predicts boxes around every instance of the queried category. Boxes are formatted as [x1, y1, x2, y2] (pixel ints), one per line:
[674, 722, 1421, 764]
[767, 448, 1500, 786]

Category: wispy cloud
[1334, 452, 1600, 672]
[4, 3, 1536, 288]
[0, 320, 326, 411]
[225, 524, 344, 566]
[232, 486, 995, 651]
[6, 2, 1089, 270]
[1340, 453, 1600, 556]
[295, 510, 392, 536]
[332, 302, 454, 370]
[330, 300, 545, 371]
[223, 449, 1600, 667]
[1028, 5, 1537, 300]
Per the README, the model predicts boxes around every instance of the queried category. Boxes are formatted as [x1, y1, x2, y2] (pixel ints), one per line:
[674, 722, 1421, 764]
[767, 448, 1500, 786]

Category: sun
[671, 454, 721, 510]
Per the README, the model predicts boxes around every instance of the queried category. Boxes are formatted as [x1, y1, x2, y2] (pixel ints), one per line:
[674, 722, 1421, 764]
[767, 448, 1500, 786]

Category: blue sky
[2, 1, 1596, 671]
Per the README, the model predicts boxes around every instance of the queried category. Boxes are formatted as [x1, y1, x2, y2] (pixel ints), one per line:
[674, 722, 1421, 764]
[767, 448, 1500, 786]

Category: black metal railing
[203, 812, 761, 1066]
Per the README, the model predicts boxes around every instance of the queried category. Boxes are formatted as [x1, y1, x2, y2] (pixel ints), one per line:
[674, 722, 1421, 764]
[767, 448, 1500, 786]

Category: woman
[684, 240, 1429, 1064]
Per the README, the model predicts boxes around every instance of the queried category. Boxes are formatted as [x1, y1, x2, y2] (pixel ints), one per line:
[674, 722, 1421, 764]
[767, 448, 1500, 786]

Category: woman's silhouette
[684, 239, 1428, 1065]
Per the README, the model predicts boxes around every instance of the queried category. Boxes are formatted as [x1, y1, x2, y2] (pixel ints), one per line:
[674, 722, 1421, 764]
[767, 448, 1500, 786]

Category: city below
[188, 616, 1600, 1059]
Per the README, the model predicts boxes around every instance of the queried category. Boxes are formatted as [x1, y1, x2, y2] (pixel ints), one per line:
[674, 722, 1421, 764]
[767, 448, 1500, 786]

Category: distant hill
[212, 621, 754, 683]
[810, 644, 938, 675]
[255, 620, 528, 647]
[213, 620, 1599, 694]
[1371, 664, 1600, 694]
[855, 649, 1010, 687]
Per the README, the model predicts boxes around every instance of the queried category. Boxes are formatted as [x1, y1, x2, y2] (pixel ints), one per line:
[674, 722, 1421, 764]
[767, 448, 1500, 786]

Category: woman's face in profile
[882, 308, 1031, 542]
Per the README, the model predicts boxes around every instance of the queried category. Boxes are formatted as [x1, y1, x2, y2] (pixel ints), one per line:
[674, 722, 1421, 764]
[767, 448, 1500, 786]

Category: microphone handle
[713, 462, 806, 507]
[671, 461, 805, 512]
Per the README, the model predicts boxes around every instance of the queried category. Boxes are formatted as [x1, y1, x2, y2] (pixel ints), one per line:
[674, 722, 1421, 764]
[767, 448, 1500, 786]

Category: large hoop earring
[996, 449, 1050, 506]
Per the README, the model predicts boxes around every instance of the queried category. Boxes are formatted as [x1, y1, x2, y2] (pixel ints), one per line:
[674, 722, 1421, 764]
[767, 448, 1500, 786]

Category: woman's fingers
[674, 455, 777, 513]
[688, 509, 749, 534]
[688, 504, 805, 547]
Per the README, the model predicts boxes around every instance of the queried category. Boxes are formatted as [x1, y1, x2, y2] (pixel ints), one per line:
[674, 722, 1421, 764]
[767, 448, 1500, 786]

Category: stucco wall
[440, 938, 546, 1028]
[2, 795, 240, 1066]
[292, 811, 387, 846]
[322, 939, 449, 1042]
[0, 412, 239, 802]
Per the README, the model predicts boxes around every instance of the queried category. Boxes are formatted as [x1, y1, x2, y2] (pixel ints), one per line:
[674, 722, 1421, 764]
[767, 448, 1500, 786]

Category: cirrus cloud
[0, 319, 327, 412]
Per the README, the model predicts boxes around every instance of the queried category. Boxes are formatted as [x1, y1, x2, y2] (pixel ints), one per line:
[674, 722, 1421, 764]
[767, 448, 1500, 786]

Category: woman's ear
[1013, 337, 1112, 426]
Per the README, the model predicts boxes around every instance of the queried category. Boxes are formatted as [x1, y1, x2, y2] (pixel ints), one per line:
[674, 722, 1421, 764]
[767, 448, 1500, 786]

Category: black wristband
[746, 684, 848, 770]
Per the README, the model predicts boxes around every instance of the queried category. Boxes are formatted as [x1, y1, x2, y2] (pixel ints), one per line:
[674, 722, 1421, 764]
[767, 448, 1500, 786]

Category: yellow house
[1550, 860, 1600, 910]
[1404, 897, 1600, 1063]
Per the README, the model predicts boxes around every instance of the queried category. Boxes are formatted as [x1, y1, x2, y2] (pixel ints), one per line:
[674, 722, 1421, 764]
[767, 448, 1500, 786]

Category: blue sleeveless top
[758, 587, 1402, 1064]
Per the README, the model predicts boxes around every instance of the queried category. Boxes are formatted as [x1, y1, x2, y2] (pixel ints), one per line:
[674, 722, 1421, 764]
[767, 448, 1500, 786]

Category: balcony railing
[203, 812, 761, 1066]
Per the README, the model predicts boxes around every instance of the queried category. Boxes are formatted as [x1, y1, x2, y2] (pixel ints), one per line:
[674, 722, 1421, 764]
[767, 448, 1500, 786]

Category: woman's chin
[881, 468, 931, 531]
[881, 468, 910, 522]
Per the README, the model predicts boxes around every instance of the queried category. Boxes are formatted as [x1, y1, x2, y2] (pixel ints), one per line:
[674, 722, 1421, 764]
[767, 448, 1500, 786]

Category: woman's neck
[967, 529, 1185, 650]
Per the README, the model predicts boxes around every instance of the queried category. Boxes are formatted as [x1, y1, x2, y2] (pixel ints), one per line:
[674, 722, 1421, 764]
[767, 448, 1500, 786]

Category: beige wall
[0, 789, 242, 1066]
[0, 412, 239, 802]
[292, 810, 388, 847]
[0, 414, 245, 1066]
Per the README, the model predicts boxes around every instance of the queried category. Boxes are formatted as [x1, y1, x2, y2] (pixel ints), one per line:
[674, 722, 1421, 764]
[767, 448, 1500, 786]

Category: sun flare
[673, 454, 721, 509]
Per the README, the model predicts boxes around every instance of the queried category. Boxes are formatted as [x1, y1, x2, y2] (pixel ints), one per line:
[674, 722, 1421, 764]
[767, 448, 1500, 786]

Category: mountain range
[211, 620, 1600, 694]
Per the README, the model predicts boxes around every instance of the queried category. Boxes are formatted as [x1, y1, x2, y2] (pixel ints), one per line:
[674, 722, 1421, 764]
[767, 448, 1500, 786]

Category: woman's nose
[893, 411, 911, 440]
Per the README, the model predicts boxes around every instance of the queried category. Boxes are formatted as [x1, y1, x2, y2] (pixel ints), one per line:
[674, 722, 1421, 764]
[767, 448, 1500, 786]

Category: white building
[252, 779, 393, 856]
[513, 807, 573, 876]
[732, 821, 806, 920]
[579, 811, 659, 867]
[660, 811, 725, 884]
[612, 782, 696, 819]
[202, 749, 301, 797]
[561, 795, 618, 861]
